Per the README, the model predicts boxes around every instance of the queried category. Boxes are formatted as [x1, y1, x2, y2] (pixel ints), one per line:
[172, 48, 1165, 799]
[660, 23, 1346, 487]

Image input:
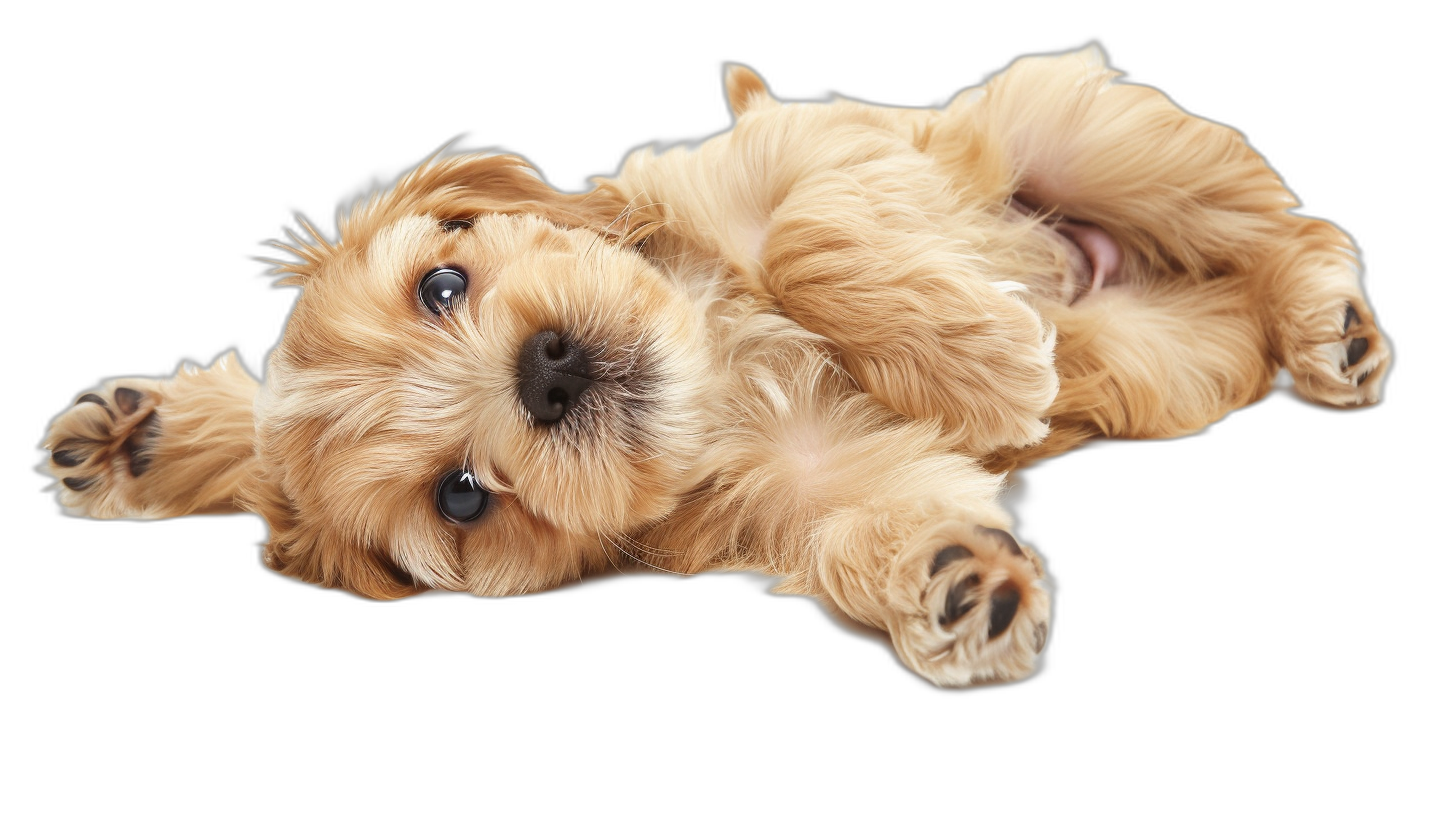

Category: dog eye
[419, 268, 467, 315]
[441, 219, 473, 232]
[435, 469, 490, 523]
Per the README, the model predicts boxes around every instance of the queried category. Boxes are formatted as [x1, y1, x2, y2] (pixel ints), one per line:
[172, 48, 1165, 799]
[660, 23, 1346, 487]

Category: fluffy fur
[42, 48, 1388, 686]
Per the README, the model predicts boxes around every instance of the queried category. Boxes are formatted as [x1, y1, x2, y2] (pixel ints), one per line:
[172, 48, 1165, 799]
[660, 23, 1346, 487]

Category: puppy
[42, 48, 1388, 686]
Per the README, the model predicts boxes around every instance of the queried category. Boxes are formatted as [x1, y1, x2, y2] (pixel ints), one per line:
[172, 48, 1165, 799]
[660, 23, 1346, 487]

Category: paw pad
[45, 383, 162, 514]
[986, 583, 1021, 639]
[50, 441, 94, 468]
[1285, 298, 1388, 407]
[114, 387, 144, 416]
[891, 524, 1050, 686]
[121, 413, 161, 477]
[929, 544, 971, 577]
[976, 525, 1026, 558]
[1341, 304, 1369, 371]
[75, 393, 113, 417]
[928, 527, 1032, 642]
[939, 571, 981, 625]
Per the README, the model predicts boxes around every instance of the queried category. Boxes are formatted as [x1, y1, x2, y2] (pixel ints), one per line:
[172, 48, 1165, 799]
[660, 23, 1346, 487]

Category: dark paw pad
[50, 386, 161, 490]
[113, 387, 143, 416]
[1341, 303, 1371, 372]
[75, 393, 114, 419]
[1344, 337, 1369, 370]
[50, 439, 96, 468]
[976, 526, 1025, 558]
[930, 545, 972, 577]
[939, 573, 982, 626]
[122, 413, 161, 477]
[987, 583, 1021, 640]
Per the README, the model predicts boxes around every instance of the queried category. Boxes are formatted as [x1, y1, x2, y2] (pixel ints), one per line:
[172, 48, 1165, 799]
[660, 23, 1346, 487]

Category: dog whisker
[600, 530, 688, 575]
[605, 526, 679, 558]
[597, 535, 626, 575]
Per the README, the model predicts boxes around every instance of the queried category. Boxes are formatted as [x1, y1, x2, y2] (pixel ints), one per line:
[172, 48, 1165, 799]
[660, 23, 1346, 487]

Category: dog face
[253, 155, 712, 598]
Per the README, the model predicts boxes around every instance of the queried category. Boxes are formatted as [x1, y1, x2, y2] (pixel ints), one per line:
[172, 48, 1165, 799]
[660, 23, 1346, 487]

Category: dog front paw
[1282, 298, 1389, 407]
[44, 380, 164, 518]
[886, 521, 1050, 686]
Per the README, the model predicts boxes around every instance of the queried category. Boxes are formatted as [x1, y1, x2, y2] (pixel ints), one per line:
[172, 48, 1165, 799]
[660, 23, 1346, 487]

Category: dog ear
[248, 486, 423, 601]
[272, 154, 640, 286]
[376, 153, 630, 235]
[237, 428, 431, 601]
[724, 64, 777, 117]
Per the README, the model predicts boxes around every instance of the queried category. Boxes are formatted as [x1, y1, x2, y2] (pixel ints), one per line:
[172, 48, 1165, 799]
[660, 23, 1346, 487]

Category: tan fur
[42, 48, 1387, 686]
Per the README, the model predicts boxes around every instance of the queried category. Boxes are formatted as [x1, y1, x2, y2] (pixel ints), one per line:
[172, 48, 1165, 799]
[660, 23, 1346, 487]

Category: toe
[930, 544, 973, 577]
[1344, 336, 1369, 369]
[939, 572, 982, 626]
[986, 583, 1021, 639]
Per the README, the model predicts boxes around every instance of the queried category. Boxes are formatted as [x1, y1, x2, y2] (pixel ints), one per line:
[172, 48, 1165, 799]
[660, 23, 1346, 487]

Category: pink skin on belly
[1055, 218, 1123, 299]
[1008, 196, 1124, 303]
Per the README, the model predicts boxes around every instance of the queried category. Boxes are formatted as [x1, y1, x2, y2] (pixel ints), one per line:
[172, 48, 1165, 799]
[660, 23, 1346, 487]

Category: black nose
[517, 330, 595, 424]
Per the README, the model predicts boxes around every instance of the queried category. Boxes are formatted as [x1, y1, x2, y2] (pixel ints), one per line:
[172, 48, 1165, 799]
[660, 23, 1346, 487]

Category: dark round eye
[419, 268, 467, 315]
[435, 469, 489, 523]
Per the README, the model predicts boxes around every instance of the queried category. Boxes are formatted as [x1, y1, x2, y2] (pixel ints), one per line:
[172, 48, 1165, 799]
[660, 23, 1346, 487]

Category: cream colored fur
[42, 48, 1388, 686]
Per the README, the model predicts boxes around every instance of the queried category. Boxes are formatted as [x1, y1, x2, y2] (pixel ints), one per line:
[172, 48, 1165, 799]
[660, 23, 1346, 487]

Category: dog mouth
[1010, 197, 1124, 304]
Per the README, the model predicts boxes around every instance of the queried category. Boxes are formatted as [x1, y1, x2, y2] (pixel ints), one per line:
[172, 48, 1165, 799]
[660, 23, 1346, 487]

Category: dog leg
[936, 47, 1388, 461]
[983, 278, 1280, 470]
[633, 337, 1051, 685]
[43, 353, 260, 519]
[1257, 219, 1389, 405]
[945, 46, 1295, 283]
[816, 500, 1051, 686]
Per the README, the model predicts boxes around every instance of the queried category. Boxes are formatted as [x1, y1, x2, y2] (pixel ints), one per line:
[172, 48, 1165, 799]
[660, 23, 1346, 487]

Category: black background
[22, 19, 1426, 746]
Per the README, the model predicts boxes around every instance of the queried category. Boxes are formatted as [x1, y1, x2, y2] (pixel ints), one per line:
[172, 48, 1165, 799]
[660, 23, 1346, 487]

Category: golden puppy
[42, 48, 1388, 686]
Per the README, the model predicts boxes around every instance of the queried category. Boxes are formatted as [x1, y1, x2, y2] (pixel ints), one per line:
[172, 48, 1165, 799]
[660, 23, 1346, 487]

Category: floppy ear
[364, 153, 632, 237]
[724, 63, 777, 117]
[45, 353, 264, 520]
[233, 422, 431, 599]
[273, 153, 664, 287]
[252, 507, 423, 600]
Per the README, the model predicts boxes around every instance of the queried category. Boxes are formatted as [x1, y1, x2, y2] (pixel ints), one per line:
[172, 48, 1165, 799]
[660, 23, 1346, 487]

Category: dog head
[250, 154, 711, 598]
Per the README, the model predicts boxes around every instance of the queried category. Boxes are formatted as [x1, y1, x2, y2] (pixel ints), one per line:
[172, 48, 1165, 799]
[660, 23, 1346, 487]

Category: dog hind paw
[1284, 298, 1389, 407]
[44, 381, 163, 518]
[887, 522, 1051, 686]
